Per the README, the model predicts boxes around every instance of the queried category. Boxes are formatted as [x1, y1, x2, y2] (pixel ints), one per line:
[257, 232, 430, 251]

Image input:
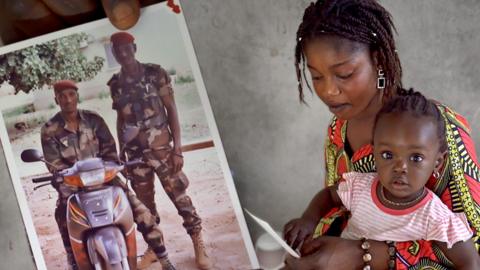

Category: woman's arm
[284, 184, 342, 249]
[435, 240, 480, 270]
[283, 236, 390, 270]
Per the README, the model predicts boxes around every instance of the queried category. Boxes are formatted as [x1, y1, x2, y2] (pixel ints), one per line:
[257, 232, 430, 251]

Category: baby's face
[373, 112, 443, 201]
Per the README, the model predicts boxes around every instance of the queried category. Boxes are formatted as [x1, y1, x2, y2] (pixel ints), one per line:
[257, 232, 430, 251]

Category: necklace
[379, 186, 426, 207]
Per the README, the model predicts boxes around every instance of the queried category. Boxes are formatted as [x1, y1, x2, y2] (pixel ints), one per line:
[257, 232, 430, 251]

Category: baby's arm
[303, 183, 344, 221]
[435, 239, 480, 270]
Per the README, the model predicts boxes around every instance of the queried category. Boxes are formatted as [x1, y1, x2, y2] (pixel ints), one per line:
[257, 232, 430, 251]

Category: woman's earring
[433, 171, 440, 179]
[377, 69, 386, 89]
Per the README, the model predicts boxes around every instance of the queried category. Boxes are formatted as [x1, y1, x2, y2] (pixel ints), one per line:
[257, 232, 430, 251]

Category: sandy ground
[21, 148, 253, 270]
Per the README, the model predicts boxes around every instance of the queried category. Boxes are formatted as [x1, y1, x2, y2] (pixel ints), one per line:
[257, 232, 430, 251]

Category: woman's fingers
[283, 219, 296, 238]
[2, 0, 65, 41]
[1, 0, 162, 44]
[284, 253, 321, 270]
[291, 230, 306, 250]
[42, 0, 101, 25]
[301, 237, 324, 255]
[285, 227, 299, 247]
[284, 254, 297, 269]
[101, 0, 141, 30]
[284, 218, 314, 249]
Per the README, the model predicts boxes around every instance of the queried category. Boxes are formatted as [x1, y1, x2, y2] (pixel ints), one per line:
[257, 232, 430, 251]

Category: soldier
[40, 80, 176, 270]
[107, 32, 212, 270]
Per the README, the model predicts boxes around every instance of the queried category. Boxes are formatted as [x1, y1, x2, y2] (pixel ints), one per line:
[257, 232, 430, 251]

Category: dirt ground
[22, 148, 253, 270]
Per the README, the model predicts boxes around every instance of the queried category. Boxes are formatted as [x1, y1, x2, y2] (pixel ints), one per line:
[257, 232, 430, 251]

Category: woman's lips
[328, 103, 349, 113]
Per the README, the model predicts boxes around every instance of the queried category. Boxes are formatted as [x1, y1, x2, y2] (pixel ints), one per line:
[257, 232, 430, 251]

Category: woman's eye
[337, 72, 353, 79]
[307, 69, 323, 81]
[381, 152, 392, 159]
[310, 74, 323, 81]
[410, 155, 424, 162]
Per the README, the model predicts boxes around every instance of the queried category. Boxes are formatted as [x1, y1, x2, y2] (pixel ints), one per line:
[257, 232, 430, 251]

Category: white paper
[245, 209, 300, 258]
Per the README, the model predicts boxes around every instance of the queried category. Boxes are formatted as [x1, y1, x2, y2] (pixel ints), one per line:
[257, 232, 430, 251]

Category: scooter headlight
[80, 168, 105, 186]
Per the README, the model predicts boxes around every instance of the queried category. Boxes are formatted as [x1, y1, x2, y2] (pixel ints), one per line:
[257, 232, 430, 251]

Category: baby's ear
[434, 151, 448, 171]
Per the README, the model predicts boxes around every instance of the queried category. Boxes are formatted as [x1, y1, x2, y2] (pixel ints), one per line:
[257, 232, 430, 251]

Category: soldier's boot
[159, 257, 176, 270]
[191, 232, 212, 270]
[66, 251, 78, 270]
[137, 247, 157, 269]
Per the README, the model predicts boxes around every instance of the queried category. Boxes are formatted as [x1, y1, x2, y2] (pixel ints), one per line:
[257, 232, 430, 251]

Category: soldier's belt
[129, 114, 168, 130]
[143, 145, 171, 154]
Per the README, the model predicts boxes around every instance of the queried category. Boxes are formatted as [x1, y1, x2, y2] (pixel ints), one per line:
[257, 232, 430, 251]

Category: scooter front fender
[67, 186, 136, 269]
[87, 226, 135, 270]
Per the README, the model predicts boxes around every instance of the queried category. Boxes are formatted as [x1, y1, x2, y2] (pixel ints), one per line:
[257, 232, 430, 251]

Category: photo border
[0, 2, 259, 268]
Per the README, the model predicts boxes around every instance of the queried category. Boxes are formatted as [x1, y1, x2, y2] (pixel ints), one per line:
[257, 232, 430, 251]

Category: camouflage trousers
[126, 145, 202, 235]
[55, 178, 168, 260]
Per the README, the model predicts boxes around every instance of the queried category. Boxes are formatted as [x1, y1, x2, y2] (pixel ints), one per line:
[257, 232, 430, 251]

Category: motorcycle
[21, 127, 142, 270]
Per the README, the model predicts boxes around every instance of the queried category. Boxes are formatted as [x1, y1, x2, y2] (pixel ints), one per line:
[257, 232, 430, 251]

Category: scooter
[21, 128, 142, 270]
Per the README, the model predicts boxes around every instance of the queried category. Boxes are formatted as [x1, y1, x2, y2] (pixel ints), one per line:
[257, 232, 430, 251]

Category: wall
[1, 0, 479, 267]
[0, 142, 36, 269]
[180, 0, 480, 241]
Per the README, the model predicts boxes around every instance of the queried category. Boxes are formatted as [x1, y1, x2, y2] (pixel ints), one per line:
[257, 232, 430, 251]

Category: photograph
[0, 2, 258, 270]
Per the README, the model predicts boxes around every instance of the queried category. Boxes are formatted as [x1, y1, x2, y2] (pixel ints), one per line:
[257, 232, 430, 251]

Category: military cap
[53, 80, 78, 92]
[110, 32, 135, 46]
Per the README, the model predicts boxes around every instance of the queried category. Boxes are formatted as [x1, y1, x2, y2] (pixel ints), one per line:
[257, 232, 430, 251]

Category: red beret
[53, 80, 78, 92]
[110, 32, 135, 46]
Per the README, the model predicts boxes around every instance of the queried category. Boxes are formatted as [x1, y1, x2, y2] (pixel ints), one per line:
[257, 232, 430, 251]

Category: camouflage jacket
[108, 63, 173, 129]
[40, 110, 118, 172]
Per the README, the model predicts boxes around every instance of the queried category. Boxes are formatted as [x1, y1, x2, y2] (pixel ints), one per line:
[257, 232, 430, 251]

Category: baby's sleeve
[427, 212, 473, 248]
[337, 172, 371, 211]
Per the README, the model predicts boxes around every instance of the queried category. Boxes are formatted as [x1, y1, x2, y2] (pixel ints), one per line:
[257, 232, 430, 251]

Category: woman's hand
[292, 236, 347, 269]
[283, 217, 317, 250]
[300, 235, 331, 256]
[282, 236, 389, 270]
[280, 253, 321, 270]
[1, 0, 161, 45]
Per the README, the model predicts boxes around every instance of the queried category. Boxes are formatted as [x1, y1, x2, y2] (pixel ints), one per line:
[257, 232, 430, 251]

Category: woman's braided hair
[295, 0, 402, 102]
[375, 88, 447, 152]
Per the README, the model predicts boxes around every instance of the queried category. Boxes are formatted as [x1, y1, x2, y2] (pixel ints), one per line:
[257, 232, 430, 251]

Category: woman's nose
[324, 78, 340, 96]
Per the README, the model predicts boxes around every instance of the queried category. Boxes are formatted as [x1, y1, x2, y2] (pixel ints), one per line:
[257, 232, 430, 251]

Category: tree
[0, 32, 104, 94]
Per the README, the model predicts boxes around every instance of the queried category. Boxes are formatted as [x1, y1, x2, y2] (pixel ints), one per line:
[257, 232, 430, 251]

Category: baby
[286, 89, 479, 269]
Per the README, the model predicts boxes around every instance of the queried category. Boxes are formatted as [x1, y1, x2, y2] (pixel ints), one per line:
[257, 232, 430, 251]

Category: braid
[375, 88, 447, 152]
[295, 0, 402, 103]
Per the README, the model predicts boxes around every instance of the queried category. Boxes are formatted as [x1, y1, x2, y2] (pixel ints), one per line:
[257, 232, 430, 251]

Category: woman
[283, 0, 480, 269]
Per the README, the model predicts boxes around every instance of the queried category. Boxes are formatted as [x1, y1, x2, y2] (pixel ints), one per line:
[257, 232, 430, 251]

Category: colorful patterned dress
[314, 104, 480, 270]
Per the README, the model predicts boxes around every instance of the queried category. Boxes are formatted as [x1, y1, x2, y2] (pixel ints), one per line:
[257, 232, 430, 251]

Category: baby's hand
[283, 217, 317, 250]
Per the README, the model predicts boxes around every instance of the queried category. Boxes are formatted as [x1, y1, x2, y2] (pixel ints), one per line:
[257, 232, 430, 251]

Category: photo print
[0, 3, 258, 270]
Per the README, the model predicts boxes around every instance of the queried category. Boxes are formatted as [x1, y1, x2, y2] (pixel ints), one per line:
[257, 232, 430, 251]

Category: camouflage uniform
[40, 109, 169, 260]
[108, 63, 202, 235]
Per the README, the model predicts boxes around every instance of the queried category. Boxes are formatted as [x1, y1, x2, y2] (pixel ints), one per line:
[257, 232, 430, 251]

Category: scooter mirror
[21, 149, 43, 163]
[122, 125, 140, 144]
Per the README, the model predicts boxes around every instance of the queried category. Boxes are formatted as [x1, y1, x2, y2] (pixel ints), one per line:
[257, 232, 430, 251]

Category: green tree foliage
[0, 33, 104, 94]
[167, 68, 176, 76]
